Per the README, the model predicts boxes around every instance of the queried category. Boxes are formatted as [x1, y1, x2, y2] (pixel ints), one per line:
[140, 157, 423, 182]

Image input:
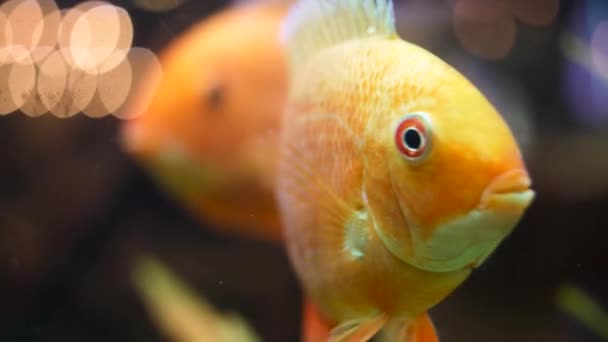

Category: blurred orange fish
[121, 1, 289, 242]
[276, 0, 535, 340]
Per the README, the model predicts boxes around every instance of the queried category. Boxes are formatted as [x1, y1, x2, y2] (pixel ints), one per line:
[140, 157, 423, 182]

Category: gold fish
[275, 0, 535, 340]
[121, 1, 290, 242]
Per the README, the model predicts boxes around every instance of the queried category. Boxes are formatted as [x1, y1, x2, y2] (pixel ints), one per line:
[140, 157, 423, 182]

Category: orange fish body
[121, 1, 290, 242]
[276, 0, 534, 340]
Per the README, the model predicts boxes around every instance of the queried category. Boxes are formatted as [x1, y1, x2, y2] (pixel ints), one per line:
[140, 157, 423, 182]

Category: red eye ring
[394, 114, 430, 160]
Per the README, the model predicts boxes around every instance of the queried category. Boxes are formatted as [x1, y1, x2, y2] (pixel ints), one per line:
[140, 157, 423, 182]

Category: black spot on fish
[206, 82, 225, 111]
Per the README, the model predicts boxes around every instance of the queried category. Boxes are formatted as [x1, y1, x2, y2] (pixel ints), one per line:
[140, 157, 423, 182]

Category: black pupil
[207, 84, 224, 109]
[404, 128, 422, 150]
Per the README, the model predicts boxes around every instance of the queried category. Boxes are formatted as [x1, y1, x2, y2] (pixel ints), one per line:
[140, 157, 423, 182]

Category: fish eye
[394, 113, 431, 161]
[205, 83, 224, 110]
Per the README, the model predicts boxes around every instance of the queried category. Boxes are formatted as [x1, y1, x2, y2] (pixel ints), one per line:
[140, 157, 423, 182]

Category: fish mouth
[478, 169, 535, 212]
[388, 168, 535, 273]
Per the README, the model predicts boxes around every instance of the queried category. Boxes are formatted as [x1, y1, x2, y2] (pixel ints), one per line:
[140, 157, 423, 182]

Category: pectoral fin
[302, 298, 331, 342]
[378, 313, 438, 342]
[277, 113, 365, 260]
[406, 313, 438, 342]
[301, 297, 387, 342]
[328, 313, 387, 342]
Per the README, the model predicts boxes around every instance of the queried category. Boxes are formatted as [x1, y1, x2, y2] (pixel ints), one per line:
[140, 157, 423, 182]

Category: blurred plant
[556, 284, 608, 341]
[131, 255, 261, 342]
[560, 0, 608, 127]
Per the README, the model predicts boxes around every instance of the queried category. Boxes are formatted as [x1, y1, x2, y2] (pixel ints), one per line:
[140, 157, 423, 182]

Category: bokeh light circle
[57, 7, 86, 70]
[114, 47, 163, 120]
[52, 68, 97, 118]
[84, 57, 133, 118]
[561, 3, 608, 127]
[30, 2, 61, 63]
[450, 0, 557, 60]
[97, 6, 133, 73]
[83, 92, 109, 118]
[71, 3, 129, 73]
[97, 57, 132, 114]
[452, 0, 516, 60]
[8, 57, 37, 114]
[132, 0, 186, 12]
[0, 11, 13, 64]
[0, 0, 161, 119]
[5, 0, 44, 62]
[510, 0, 559, 27]
[58, 2, 106, 71]
[37, 49, 68, 114]
[591, 21, 608, 80]
[0, 64, 17, 114]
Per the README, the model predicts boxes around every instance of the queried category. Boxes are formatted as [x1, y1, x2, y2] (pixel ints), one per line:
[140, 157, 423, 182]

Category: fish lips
[399, 170, 535, 273]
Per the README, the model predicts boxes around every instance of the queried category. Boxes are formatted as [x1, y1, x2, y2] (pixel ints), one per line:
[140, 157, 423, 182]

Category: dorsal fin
[280, 0, 397, 70]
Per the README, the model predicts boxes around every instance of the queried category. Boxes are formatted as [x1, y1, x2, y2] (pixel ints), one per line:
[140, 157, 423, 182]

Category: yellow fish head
[371, 48, 534, 273]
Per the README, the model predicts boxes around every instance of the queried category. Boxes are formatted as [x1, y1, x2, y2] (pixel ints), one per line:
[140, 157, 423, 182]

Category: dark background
[0, 0, 606, 341]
